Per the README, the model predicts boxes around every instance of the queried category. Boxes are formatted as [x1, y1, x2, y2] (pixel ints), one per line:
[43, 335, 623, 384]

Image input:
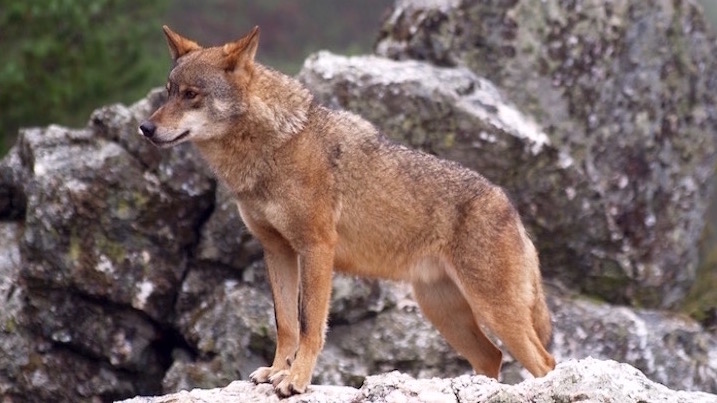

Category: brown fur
[139, 26, 556, 397]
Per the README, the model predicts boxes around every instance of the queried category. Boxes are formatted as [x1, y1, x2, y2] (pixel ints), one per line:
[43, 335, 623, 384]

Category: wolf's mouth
[153, 130, 190, 146]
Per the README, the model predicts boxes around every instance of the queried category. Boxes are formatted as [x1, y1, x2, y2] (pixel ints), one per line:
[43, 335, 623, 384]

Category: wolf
[139, 26, 556, 397]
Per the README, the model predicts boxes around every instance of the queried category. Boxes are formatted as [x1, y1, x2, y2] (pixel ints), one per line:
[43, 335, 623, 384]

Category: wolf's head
[138, 26, 260, 148]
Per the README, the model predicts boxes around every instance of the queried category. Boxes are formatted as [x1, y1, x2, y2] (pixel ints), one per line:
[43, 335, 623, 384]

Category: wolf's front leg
[249, 238, 300, 385]
[274, 244, 334, 397]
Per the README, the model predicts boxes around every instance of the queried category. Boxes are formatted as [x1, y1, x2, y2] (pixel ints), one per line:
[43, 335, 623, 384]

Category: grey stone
[371, 0, 717, 309]
[116, 358, 717, 403]
[167, 265, 276, 392]
[0, 146, 26, 220]
[0, 92, 216, 401]
[0, 223, 28, 400]
[328, 276, 405, 325]
[316, 282, 471, 388]
[24, 289, 164, 372]
[318, 284, 717, 393]
[196, 185, 262, 270]
[162, 354, 241, 394]
[0, 223, 153, 402]
[19, 101, 214, 321]
[549, 292, 717, 393]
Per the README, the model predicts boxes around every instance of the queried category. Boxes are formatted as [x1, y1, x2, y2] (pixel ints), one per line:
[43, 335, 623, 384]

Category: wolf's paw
[268, 369, 289, 386]
[275, 371, 309, 397]
[249, 367, 274, 384]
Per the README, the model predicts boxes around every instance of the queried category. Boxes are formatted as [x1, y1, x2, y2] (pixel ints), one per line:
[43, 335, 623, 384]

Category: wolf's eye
[183, 90, 198, 100]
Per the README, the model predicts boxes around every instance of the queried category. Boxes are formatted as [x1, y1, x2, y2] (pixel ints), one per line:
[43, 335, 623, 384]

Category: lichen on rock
[374, 0, 717, 309]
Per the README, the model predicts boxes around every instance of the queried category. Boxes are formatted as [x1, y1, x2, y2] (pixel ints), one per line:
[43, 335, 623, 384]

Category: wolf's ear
[162, 25, 201, 61]
[222, 26, 260, 72]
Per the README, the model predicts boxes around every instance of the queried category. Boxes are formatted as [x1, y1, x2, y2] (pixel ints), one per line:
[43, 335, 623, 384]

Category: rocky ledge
[118, 359, 717, 403]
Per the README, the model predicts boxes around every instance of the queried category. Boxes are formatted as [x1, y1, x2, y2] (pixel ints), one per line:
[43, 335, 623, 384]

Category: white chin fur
[151, 130, 191, 147]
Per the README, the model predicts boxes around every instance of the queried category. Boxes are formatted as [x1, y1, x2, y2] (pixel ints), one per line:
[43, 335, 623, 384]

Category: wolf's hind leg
[452, 196, 556, 377]
[474, 302, 556, 377]
[412, 276, 503, 378]
[453, 246, 556, 377]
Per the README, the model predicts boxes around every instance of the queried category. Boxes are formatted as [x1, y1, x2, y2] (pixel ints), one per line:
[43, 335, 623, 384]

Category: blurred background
[0, 0, 392, 156]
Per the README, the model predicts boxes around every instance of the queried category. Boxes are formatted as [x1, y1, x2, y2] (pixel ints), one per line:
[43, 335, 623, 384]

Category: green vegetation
[0, 0, 170, 155]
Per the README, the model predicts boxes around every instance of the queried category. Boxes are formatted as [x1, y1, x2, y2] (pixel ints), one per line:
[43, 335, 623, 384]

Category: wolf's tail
[532, 277, 553, 348]
[520, 224, 553, 348]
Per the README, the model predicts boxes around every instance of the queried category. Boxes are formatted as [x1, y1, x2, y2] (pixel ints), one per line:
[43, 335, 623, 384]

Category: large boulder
[370, 0, 717, 309]
[20, 103, 214, 321]
[0, 90, 216, 401]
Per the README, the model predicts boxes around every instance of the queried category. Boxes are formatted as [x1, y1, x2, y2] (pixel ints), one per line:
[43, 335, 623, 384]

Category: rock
[0, 92, 216, 401]
[686, 161, 717, 329]
[168, 266, 276, 392]
[0, 223, 27, 399]
[115, 358, 717, 403]
[118, 381, 358, 403]
[167, 267, 415, 391]
[315, 286, 471, 389]
[167, 259, 717, 393]
[0, 223, 151, 402]
[317, 283, 717, 393]
[328, 276, 406, 325]
[24, 288, 165, 373]
[325, 293, 470, 378]
[196, 185, 263, 270]
[549, 292, 717, 392]
[19, 111, 214, 320]
[0, 146, 26, 220]
[370, 0, 717, 309]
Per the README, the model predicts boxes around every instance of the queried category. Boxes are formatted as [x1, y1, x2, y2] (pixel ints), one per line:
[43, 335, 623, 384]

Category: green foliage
[0, 0, 169, 155]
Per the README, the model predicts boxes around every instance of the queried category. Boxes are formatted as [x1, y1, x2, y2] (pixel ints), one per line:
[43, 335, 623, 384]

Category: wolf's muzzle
[139, 121, 157, 138]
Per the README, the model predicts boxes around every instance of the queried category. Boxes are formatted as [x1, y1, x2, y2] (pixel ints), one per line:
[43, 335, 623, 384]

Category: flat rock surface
[117, 358, 717, 403]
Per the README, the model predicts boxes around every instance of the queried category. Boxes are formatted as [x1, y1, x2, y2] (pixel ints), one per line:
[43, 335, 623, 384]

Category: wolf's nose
[139, 121, 157, 138]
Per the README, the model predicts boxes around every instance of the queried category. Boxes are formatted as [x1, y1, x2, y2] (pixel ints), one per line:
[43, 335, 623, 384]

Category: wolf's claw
[275, 374, 307, 397]
[249, 367, 273, 384]
[269, 369, 289, 386]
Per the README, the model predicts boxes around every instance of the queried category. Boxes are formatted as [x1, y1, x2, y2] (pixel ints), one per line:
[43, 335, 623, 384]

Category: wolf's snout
[139, 121, 157, 138]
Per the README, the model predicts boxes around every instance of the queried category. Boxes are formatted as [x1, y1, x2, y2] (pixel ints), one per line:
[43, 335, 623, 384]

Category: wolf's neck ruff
[247, 65, 312, 138]
[192, 65, 313, 195]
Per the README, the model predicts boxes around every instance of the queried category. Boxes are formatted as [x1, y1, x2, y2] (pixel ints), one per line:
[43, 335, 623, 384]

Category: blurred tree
[166, 0, 391, 73]
[0, 0, 391, 157]
[0, 0, 170, 155]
